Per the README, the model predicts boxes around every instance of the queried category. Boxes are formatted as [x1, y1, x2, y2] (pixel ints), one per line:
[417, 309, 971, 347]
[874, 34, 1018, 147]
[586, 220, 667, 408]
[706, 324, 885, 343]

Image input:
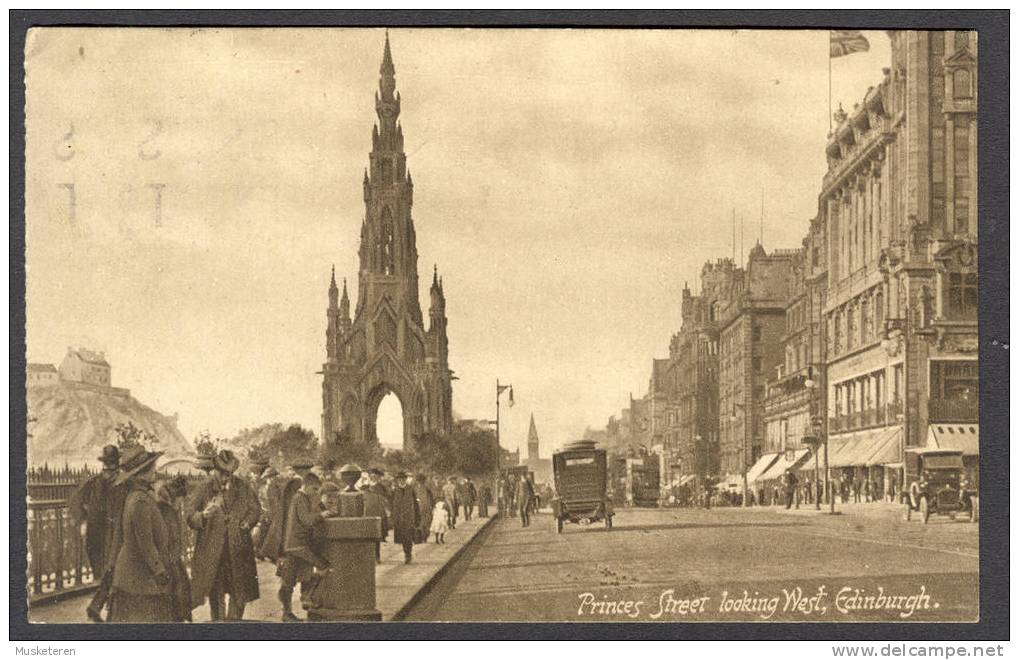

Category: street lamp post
[805, 370, 835, 514]
[730, 402, 749, 507]
[495, 379, 513, 513]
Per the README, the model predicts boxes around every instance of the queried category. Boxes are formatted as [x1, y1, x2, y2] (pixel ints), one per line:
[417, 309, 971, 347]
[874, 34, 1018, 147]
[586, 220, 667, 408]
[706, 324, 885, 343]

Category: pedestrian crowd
[68, 443, 499, 623]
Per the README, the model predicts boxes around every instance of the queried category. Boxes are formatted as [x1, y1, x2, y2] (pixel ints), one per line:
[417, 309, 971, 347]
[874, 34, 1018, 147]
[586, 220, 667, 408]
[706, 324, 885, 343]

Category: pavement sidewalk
[738, 500, 910, 520]
[29, 513, 495, 624]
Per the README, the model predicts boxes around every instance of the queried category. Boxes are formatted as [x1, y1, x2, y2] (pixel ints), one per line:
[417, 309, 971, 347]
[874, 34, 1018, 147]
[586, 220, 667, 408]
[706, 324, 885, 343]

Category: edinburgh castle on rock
[321, 35, 453, 449]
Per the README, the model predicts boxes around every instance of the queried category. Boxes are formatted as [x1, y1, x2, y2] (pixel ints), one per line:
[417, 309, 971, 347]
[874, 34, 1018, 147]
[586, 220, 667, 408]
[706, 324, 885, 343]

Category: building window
[929, 360, 978, 422]
[846, 305, 857, 351]
[875, 290, 885, 336]
[953, 69, 973, 99]
[861, 295, 872, 343]
[946, 272, 978, 320]
[752, 325, 762, 342]
[892, 364, 903, 406]
[954, 198, 970, 235]
[752, 356, 762, 373]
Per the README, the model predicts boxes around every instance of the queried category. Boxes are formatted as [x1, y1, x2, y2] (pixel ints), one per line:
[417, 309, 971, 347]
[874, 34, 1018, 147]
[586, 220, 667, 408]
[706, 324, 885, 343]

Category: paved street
[403, 505, 978, 623]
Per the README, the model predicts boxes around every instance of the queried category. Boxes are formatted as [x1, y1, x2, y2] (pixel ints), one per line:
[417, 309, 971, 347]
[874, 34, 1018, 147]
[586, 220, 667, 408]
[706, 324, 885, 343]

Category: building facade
[321, 35, 454, 449]
[821, 30, 979, 495]
[27, 363, 59, 388]
[717, 244, 796, 489]
[59, 348, 111, 387]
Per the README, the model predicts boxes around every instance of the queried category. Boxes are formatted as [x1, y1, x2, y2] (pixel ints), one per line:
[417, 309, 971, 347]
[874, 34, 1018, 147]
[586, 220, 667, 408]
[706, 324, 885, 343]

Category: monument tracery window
[379, 208, 396, 275]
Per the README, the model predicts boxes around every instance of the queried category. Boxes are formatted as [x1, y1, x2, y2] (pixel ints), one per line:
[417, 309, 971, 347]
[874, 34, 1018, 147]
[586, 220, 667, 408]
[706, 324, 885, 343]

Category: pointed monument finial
[381, 29, 395, 75]
[330, 264, 337, 288]
[341, 277, 349, 300]
[432, 264, 439, 286]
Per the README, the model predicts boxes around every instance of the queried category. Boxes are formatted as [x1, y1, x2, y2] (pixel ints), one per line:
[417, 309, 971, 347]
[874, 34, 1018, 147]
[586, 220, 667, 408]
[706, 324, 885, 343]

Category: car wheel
[555, 517, 564, 534]
[948, 511, 956, 521]
[920, 496, 930, 524]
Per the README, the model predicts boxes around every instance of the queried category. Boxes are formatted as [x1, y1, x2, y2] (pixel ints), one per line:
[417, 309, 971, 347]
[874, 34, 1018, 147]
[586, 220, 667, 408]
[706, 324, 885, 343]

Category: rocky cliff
[26, 381, 194, 467]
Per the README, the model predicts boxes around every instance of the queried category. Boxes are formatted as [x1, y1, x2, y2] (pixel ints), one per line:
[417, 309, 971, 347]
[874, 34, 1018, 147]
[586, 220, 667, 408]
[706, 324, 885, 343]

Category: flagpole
[828, 34, 832, 131]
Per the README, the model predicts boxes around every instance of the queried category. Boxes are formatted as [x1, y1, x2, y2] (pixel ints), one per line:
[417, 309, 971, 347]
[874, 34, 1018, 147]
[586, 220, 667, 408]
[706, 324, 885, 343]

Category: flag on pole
[508, 386, 515, 407]
[830, 30, 870, 58]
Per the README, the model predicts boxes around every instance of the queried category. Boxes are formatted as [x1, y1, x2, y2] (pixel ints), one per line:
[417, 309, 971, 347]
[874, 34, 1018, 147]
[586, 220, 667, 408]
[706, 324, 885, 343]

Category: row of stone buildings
[28, 347, 113, 389]
[598, 30, 979, 499]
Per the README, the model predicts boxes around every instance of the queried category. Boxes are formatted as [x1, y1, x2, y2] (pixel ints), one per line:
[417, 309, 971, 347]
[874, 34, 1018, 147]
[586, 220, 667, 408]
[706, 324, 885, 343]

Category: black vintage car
[903, 448, 977, 523]
[551, 440, 613, 533]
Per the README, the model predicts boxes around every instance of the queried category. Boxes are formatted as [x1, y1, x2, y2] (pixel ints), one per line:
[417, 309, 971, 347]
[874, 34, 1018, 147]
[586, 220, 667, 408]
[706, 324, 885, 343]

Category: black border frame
[9, 9, 1009, 642]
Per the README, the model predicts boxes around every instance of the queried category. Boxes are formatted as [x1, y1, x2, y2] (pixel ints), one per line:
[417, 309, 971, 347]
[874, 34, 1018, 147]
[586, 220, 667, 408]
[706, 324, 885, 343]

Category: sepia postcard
[15, 21, 996, 632]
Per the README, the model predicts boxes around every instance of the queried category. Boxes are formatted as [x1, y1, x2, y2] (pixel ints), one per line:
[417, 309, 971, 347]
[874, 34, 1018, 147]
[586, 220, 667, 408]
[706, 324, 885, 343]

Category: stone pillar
[306, 465, 383, 621]
[306, 516, 383, 621]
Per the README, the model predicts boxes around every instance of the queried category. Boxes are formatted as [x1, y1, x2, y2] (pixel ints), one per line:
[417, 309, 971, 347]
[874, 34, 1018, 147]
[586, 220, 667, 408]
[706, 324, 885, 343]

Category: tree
[192, 430, 219, 457]
[318, 430, 382, 471]
[249, 424, 318, 468]
[452, 428, 498, 477]
[113, 421, 159, 450]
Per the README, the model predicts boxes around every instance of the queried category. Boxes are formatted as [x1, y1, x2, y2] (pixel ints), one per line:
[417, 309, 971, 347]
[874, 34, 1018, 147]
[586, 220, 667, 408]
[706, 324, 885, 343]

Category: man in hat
[442, 476, 460, 530]
[462, 476, 478, 521]
[68, 444, 124, 622]
[185, 449, 262, 621]
[248, 459, 275, 559]
[259, 461, 306, 565]
[279, 471, 331, 621]
[413, 474, 435, 544]
[390, 472, 420, 564]
[358, 481, 389, 562]
[515, 474, 535, 527]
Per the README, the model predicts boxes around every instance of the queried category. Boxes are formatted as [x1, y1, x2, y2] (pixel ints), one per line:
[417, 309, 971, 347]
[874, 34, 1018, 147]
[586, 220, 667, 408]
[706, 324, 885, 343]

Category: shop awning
[927, 424, 979, 456]
[678, 474, 697, 487]
[746, 452, 781, 485]
[828, 427, 902, 467]
[757, 449, 811, 482]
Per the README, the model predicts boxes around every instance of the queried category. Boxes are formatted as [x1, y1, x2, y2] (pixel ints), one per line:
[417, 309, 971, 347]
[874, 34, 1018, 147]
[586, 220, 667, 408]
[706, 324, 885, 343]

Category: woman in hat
[108, 445, 174, 622]
[185, 449, 262, 621]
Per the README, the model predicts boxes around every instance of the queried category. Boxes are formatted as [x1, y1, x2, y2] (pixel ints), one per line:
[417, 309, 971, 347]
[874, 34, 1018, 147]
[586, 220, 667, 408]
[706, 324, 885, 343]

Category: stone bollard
[305, 464, 383, 621]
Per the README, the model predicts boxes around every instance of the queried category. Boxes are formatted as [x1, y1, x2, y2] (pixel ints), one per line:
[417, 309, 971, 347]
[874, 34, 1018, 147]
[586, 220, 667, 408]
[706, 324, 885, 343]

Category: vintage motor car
[551, 440, 614, 533]
[903, 447, 977, 523]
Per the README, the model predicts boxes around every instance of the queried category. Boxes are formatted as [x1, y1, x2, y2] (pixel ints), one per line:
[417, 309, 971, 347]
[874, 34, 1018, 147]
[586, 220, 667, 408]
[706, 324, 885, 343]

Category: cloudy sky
[25, 27, 890, 455]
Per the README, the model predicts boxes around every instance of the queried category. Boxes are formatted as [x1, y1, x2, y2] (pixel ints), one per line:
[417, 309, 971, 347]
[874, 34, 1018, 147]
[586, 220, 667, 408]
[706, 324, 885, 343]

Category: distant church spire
[527, 413, 540, 460]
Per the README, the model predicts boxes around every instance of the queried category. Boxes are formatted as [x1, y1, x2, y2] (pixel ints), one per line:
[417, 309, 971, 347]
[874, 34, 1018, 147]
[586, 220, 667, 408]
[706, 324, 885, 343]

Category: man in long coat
[185, 450, 262, 620]
[390, 472, 420, 564]
[259, 463, 306, 562]
[442, 477, 460, 530]
[68, 444, 123, 622]
[360, 483, 389, 563]
[413, 474, 434, 543]
[478, 483, 492, 518]
[515, 476, 535, 527]
[462, 477, 477, 521]
[279, 472, 329, 621]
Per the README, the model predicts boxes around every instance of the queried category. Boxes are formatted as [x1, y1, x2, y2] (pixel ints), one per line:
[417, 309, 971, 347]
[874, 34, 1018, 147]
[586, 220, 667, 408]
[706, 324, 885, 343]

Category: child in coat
[430, 500, 449, 544]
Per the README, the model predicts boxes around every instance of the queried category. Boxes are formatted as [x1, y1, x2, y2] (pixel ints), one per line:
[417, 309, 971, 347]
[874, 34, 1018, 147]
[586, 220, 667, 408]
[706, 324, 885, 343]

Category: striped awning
[757, 449, 811, 483]
[746, 453, 781, 485]
[828, 427, 902, 467]
[927, 424, 979, 456]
